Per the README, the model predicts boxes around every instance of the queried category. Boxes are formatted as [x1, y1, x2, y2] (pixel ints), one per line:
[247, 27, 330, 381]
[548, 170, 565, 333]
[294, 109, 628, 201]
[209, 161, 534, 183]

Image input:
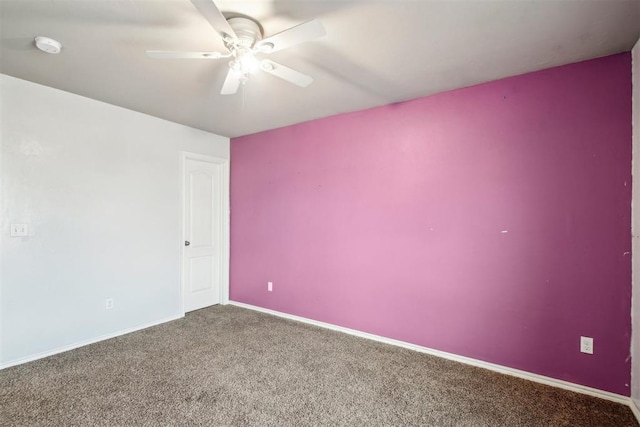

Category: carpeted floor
[1, 305, 637, 426]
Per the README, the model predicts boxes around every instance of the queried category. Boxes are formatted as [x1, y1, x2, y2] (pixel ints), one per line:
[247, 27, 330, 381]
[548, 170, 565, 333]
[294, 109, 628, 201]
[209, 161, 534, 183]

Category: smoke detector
[34, 36, 62, 54]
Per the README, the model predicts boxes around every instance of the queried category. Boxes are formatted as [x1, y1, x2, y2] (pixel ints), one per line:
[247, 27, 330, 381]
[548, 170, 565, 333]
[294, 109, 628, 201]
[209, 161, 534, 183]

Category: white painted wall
[0, 74, 229, 366]
[632, 39, 640, 410]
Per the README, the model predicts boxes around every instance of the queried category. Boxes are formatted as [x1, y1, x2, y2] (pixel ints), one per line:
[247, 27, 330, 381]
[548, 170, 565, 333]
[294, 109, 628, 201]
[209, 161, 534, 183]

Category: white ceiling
[1, 0, 639, 138]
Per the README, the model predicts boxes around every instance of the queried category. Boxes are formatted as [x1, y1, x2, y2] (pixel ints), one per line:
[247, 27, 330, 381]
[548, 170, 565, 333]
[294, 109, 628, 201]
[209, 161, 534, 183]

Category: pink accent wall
[230, 53, 632, 395]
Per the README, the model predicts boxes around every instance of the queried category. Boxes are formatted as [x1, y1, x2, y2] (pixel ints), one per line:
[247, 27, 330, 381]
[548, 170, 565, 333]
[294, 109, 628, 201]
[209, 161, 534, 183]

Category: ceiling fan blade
[190, 0, 237, 43]
[261, 60, 313, 87]
[256, 19, 325, 53]
[221, 68, 242, 95]
[146, 50, 223, 59]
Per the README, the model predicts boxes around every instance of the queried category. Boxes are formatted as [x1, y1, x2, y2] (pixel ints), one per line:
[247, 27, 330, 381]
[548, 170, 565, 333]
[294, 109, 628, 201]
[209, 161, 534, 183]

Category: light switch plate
[10, 223, 28, 237]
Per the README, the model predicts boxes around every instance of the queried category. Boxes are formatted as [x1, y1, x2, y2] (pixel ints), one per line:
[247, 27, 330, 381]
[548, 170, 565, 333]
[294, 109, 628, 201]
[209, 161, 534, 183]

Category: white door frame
[180, 151, 230, 314]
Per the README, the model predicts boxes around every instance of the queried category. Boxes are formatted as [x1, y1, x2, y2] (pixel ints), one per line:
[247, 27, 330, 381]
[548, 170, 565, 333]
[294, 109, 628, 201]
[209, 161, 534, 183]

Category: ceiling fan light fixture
[34, 36, 62, 54]
[231, 48, 260, 75]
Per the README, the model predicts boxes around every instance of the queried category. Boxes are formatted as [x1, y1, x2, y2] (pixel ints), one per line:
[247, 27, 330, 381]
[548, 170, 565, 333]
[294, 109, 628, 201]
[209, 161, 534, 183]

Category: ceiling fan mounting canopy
[146, 0, 326, 95]
[226, 17, 262, 48]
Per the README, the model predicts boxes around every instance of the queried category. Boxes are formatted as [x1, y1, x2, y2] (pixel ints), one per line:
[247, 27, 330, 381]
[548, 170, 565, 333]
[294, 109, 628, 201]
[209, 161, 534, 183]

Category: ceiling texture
[1, 0, 639, 138]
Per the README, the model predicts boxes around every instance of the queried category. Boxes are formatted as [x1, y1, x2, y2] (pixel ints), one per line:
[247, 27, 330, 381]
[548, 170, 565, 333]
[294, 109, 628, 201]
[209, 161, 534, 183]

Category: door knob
[185, 241, 190, 246]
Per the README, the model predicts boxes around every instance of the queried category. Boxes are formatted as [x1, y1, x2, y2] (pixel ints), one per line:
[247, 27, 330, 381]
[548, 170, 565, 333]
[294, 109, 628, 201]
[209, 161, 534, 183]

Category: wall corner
[630, 37, 640, 411]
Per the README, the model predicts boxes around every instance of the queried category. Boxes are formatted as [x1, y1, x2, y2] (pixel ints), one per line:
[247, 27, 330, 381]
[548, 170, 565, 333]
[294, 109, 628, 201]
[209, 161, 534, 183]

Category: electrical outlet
[580, 336, 593, 354]
[267, 282, 273, 292]
[105, 298, 114, 310]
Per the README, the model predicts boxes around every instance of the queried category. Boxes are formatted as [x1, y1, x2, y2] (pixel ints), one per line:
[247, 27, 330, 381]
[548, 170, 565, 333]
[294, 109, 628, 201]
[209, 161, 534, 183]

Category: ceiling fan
[147, 0, 326, 95]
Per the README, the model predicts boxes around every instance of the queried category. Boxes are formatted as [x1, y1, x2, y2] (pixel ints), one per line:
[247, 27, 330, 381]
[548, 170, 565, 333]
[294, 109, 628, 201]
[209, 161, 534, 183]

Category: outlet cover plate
[580, 336, 593, 354]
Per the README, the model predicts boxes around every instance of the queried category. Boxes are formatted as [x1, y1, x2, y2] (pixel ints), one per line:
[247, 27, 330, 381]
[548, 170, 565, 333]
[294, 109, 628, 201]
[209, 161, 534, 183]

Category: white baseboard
[0, 314, 184, 370]
[630, 399, 640, 422]
[229, 301, 632, 407]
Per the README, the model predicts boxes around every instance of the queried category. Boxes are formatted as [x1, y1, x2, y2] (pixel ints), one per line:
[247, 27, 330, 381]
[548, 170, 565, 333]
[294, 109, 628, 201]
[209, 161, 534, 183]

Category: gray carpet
[1, 305, 637, 426]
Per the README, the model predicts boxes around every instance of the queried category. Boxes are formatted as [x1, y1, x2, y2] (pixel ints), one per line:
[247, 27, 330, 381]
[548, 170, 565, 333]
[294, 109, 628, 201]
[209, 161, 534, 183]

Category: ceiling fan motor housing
[228, 17, 262, 48]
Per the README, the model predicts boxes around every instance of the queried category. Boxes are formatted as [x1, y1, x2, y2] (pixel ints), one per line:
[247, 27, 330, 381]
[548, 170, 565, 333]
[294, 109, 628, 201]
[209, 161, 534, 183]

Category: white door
[183, 156, 222, 312]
